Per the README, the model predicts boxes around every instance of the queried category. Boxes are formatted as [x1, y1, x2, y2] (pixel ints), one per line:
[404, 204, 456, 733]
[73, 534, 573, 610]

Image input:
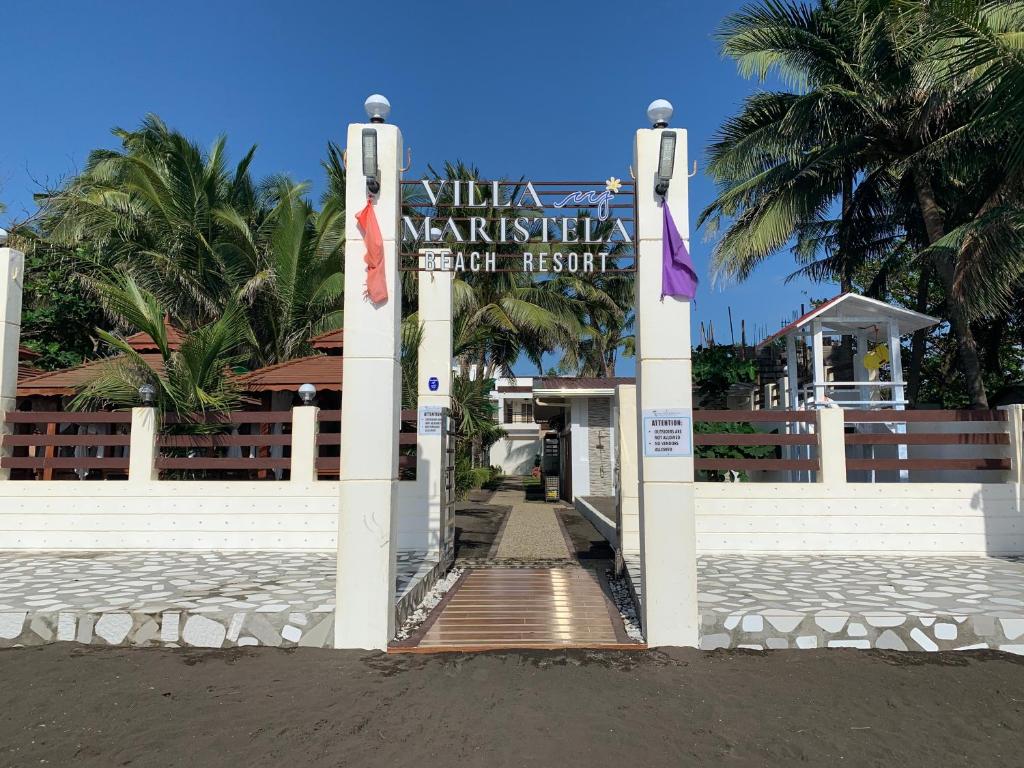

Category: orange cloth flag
[355, 197, 388, 304]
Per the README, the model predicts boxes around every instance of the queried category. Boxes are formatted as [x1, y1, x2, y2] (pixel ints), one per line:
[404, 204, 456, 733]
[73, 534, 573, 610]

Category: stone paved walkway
[622, 553, 1024, 654]
[0, 550, 439, 649]
[492, 484, 572, 560]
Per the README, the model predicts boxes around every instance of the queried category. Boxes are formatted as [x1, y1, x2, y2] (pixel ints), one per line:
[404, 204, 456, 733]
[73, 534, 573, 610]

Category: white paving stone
[910, 627, 939, 652]
[95, 613, 133, 644]
[182, 615, 226, 648]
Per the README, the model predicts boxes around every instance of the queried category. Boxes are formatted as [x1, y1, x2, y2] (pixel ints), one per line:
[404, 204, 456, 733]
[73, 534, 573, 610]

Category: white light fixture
[298, 383, 317, 405]
[361, 128, 380, 195]
[138, 383, 157, 406]
[0, 228, 8, 246]
[364, 94, 391, 124]
[429, 226, 443, 242]
[646, 99, 673, 128]
[655, 131, 677, 196]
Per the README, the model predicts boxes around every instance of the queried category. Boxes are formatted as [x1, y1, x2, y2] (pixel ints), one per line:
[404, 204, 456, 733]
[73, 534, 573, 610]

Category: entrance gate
[334, 102, 700, 650]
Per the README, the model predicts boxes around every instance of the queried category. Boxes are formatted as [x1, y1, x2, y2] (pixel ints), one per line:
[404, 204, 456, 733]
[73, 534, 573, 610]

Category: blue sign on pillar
[428, 376, 440, 392]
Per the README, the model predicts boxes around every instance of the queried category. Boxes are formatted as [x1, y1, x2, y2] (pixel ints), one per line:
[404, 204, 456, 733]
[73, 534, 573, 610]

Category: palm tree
[70, 274, 252, 415]
[699, 0, 1024, 408]
[37, 114, 346, 372]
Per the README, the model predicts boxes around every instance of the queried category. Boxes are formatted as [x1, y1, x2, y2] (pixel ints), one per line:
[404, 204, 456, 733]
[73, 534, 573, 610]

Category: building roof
[310, 329, 344, 353]
[16, 354, 167, 397]
[124, 324, 185, 353]
[761, 293, 940, 347]
[533, 376, 635, 397]
[18, 346, 39, 361]
[235, 354, 342, 393]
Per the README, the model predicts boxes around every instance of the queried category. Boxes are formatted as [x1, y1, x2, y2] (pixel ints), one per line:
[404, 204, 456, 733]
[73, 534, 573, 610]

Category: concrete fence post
[616, 383, 640, 558]
[290, 405, 319, 484]
[0, 248, 25, 482]
[999, 405, 1023, 492]
[128, 407, 160, 482]
[335, 119, 403, 651]
[815, 407, 847, 485]
[633, 123, 699, 647]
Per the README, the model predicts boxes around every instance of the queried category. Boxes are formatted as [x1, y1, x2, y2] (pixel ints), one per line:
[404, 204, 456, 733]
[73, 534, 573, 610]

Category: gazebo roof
[16, 354, 168, 397]
[310, 329, 344, 354]
[762, 293, 940, 345]
[235, 355, 342, 394]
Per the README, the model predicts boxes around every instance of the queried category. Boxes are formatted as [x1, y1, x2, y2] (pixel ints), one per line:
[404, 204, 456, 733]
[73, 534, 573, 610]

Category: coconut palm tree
[70, 274, 252, 415]
[699, 0, 1024, 407]
[37, 115, 346, 372]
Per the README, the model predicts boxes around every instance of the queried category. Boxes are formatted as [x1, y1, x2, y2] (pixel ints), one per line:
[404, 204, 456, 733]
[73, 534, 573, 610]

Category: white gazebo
[763, 293, 940, 411]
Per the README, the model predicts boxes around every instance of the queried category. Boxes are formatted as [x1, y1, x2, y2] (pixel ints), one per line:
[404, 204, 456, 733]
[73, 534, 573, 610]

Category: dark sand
[2, 645, 1023, 767]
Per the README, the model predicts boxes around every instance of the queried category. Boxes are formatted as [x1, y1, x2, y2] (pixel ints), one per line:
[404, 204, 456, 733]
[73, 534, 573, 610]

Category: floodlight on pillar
[364, 94, 391, 124]
[655, 131, 677, 197]
[361, 128, 380, 196]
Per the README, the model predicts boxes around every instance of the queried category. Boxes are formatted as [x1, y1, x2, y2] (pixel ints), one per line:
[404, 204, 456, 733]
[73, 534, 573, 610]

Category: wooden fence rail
[1, 411, 132, 479]
[842, 409, 1012, 475]
[692, 410, 818, 476]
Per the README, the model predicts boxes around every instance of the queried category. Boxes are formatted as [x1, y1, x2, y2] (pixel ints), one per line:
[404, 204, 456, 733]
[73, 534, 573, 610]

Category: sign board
[428, 376, 440, 392]
[642, 409, 692, 458]
[418, 405, 444, 436]
[401, 178, 636, 274]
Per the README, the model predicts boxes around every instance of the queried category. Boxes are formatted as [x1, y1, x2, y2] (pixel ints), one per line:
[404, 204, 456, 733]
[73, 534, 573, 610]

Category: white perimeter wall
[614, 482, 1023, 556]
[0, 482, 433, 552]
[3, 480, 1021, 556]
[489, 433, 541, 475]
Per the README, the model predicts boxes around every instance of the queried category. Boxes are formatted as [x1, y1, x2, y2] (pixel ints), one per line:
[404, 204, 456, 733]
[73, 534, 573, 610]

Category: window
[504, 400, 534, 424]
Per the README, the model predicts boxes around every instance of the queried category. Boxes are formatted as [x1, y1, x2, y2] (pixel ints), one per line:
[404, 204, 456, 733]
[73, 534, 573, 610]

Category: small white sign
[418, 405, 444, 436]
[642, 409, 692, 458]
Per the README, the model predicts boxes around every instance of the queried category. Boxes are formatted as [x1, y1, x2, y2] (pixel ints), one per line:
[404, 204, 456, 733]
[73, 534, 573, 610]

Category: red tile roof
[310, 329, 344, 353]
[17, 354, 168, 397]
[124, 322, 185, 353]
[235, 355, 342, 393]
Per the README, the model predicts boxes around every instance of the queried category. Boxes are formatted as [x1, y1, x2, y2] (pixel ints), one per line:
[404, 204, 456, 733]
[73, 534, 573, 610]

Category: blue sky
[1, 0, 829, 375]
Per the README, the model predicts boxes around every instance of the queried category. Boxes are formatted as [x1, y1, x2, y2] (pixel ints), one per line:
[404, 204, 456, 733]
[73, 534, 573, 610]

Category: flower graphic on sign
[552, 175, 621, 221]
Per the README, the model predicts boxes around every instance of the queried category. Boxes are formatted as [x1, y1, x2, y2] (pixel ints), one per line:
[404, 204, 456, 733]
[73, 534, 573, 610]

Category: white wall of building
[569, 398, 590, 498]
[488, 378, 540, 475]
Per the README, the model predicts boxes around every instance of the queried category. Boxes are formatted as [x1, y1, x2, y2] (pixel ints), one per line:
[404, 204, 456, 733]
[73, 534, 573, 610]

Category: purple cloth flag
[662, 202, 698, 299]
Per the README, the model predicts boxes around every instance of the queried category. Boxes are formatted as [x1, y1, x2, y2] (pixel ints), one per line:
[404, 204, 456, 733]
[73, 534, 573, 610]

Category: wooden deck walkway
[395, 567, 645, 652]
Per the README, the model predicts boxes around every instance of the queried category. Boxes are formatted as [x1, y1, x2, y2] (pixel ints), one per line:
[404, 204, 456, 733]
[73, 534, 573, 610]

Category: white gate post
[418, 250, 453, 559]
[0, 248, 25, 481]
[633, 112, 699, 647]
[616, 383, 640, 557]
[335, 115, 403, 650]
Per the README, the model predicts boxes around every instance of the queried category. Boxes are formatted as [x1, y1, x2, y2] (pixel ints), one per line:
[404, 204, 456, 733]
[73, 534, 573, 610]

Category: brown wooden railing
[843, 409, 1011, 475]
[315, 409, 418, 480]
[0, 411, 132, 480]
[693, 410, 818, 477]
[156, 411, 293, 479]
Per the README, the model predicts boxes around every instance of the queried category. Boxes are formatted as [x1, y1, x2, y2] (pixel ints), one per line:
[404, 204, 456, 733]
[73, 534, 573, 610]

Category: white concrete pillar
[1000, 405, 1023, 493]
[815, 408, 847, 485]
[417, 252, 453, 558]
[335, 120, 403, 650]
[290, 405, 319, 484]
[633, 124, 699, 647]
[127, 407, 160, 482]
[616, 384, 640, 555]
[0, 249, 25, 482]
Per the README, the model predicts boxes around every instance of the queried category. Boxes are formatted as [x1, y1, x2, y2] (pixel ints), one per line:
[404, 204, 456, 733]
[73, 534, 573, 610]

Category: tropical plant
[70, 275, 252, 415]
[699, 0, 1024, 408]
[36, 114, 345, 373]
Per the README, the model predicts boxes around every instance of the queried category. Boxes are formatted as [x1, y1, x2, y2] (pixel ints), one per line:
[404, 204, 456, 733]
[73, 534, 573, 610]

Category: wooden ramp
[393, 567, 645, 652]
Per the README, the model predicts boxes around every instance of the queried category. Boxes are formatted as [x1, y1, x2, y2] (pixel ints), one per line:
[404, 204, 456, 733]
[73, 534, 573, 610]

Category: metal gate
[441, 408, 456, 564]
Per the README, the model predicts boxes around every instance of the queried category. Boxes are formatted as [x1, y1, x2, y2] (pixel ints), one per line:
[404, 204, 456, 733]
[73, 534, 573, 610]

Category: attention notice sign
[418, 405, 444, 436]
[642, 409, 692, 458]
